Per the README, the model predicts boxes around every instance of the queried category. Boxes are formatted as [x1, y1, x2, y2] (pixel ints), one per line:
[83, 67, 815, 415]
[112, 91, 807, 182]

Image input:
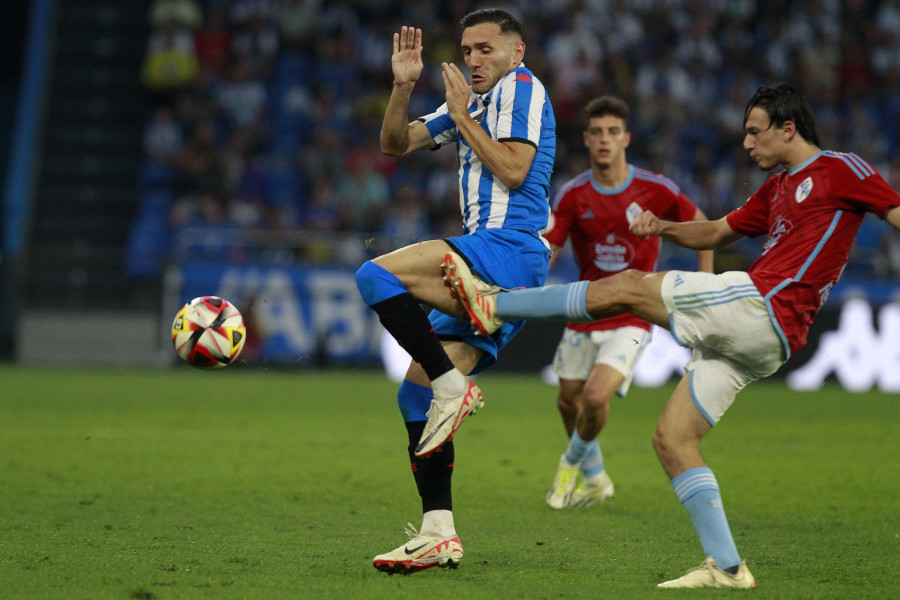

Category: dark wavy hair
[744, 83, 820, 147]
[460, 8, 523, 40]
[584, 96, 630, 129]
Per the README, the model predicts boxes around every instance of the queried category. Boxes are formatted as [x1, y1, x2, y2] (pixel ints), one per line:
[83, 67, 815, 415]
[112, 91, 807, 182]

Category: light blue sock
[496, 281, 592, 322]
[563, 429, 593, 465]
[671, 467, 741, 571]
[580, 439, 605, 478]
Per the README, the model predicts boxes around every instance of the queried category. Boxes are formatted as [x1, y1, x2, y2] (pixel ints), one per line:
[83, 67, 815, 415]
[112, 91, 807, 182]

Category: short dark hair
[583, 96, 629, 129]
[460, 8, 523, 40]
[744, 83, 820, 147]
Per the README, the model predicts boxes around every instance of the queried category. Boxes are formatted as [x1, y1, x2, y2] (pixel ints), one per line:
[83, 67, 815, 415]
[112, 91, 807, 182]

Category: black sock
[372, 293, 455, 381]
[405, 420, 453, 512]
[724, 565, 740, 575]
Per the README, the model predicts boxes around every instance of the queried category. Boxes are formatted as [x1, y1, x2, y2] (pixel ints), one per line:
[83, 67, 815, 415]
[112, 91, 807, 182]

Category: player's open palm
[392, 26, 423, 86]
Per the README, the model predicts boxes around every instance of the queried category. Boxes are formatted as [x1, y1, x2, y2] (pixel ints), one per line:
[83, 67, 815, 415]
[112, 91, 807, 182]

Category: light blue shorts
[429, 229, 550, 374]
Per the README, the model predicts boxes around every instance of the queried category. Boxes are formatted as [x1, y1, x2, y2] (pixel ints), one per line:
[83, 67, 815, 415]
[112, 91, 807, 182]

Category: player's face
[461, 23, 524, 94]
[743, 106, 786, 170]
[584, 115, 630, 169]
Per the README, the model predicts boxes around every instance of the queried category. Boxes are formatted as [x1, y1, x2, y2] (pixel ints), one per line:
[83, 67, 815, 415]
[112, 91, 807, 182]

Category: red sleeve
[544, 187, 575, 247]
[662, 190, 702, 223]
[726, 178, 775, 237]
[832, 160, 900, 218]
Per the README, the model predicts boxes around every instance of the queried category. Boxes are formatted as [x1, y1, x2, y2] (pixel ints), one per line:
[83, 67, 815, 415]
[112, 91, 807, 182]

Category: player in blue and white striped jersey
[356, 8, 556, 574]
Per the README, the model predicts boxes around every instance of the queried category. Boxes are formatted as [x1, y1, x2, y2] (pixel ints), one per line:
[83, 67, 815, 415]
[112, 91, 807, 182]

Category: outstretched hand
[630, 210, 662, 239]
[391, 26, 423, 86]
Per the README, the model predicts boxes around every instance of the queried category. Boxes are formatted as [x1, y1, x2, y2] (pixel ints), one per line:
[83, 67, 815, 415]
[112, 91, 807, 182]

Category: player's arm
[441, 62, 536, 188]
[885, 206, 900, 231]
[631, 211, 742, 250]
[548, 243, 563, 269]
[380, 27, 436, 157]
[690, 208, 716, 272]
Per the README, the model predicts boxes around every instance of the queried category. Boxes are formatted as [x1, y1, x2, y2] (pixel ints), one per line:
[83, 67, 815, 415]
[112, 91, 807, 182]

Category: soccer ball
[171, 296, 246, 369]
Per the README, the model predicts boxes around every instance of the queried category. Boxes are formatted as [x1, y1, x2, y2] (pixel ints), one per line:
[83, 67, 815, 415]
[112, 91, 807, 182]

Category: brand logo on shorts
[673, 274, 685, 287]
[795, 177, 813, 203]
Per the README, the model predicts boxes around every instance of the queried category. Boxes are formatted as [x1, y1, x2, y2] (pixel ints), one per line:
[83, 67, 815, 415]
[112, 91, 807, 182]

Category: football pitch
[1, 366, 897, 599]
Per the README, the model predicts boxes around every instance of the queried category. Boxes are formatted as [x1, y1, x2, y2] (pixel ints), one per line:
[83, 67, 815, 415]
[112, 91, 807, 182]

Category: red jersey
[546, 166, 700, 332]
[726, 151, 900, 357]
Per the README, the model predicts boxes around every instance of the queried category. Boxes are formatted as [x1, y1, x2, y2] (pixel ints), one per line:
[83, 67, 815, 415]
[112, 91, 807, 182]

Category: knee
[652, 416, 686, 464]
[581, 387, 611, 415]
[586, 269, 643, 307]
[355, 260, 374, 295]
[356, 260, 404, 306]
[557, 391, 579, 418]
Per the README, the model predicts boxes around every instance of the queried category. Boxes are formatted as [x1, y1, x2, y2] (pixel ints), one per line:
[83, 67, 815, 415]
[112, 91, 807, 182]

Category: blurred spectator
[141, 11, 199, 100]
[193, 6, 232, 78]
[276, 0, 322, 51]
[177, 120, 224, 199]
[143, 106, 184, 167]
[212, 56, 270, 145]
[230, 0, 280, 80]
[150, 0, 202, 30]
[335, 147, 390, 232]
[374, 183, 430, 255]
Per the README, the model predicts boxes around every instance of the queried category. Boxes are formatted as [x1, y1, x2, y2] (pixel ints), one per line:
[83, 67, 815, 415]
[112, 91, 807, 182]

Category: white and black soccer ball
[171, 296, 246, 369]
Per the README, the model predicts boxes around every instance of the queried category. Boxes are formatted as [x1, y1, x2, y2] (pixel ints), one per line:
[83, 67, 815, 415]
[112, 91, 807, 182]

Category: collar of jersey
[590, 164, 634, 195]
[786, 151, 823, 176]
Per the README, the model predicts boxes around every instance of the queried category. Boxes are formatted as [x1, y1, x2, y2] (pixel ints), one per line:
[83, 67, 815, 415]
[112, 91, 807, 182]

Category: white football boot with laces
[657, 556, 756, 589]
[441, 252, 504, 336]
[373, 523, 463, 574]
[569, 470, 615, 507]
[415, 379, 483, 457]
[546, 455, 580, 509]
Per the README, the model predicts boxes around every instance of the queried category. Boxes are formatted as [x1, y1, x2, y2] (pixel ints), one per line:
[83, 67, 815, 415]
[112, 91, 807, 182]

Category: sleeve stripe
[823, 150, 874, 180]
[633, 167, 680, 195]
[846, 152, 875, 176]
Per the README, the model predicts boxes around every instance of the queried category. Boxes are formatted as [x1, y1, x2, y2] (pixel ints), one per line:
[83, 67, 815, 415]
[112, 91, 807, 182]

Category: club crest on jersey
[795, 177, 813, 203]
[625, 202, 643, 224]
[593, 233, 635, 271]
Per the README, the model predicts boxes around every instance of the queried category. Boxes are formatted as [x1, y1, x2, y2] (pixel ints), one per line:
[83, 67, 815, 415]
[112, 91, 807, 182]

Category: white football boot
[415, 379, 483, 457]
[373, 523, 463, 574]
[568, 470, 615, 507]
[441, 252, 504, 336]
[658, 557, 756, 589]
[546, 455, 580, 509]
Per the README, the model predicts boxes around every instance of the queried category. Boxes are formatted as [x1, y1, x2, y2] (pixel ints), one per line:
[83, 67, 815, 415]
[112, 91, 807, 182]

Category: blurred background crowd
[130, 0, 900, 281]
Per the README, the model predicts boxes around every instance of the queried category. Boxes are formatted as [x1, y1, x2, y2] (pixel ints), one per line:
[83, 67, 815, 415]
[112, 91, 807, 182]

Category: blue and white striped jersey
[418, 63, 556, 235]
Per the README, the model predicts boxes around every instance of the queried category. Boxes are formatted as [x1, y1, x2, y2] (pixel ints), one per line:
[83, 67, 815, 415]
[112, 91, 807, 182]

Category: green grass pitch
[1, 366, 897, 599]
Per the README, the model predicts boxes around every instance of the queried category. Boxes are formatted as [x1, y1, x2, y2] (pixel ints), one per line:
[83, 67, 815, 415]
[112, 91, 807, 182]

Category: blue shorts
[429, 229, 550, 374]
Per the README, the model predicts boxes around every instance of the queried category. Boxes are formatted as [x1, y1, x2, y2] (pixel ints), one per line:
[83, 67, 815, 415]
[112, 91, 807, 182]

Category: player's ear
[782, 120, 797, 141]
[513, 40, 525, 64]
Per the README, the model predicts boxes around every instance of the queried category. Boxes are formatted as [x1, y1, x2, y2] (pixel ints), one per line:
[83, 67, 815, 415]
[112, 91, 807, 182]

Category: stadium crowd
[128, 0, 900, 280]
